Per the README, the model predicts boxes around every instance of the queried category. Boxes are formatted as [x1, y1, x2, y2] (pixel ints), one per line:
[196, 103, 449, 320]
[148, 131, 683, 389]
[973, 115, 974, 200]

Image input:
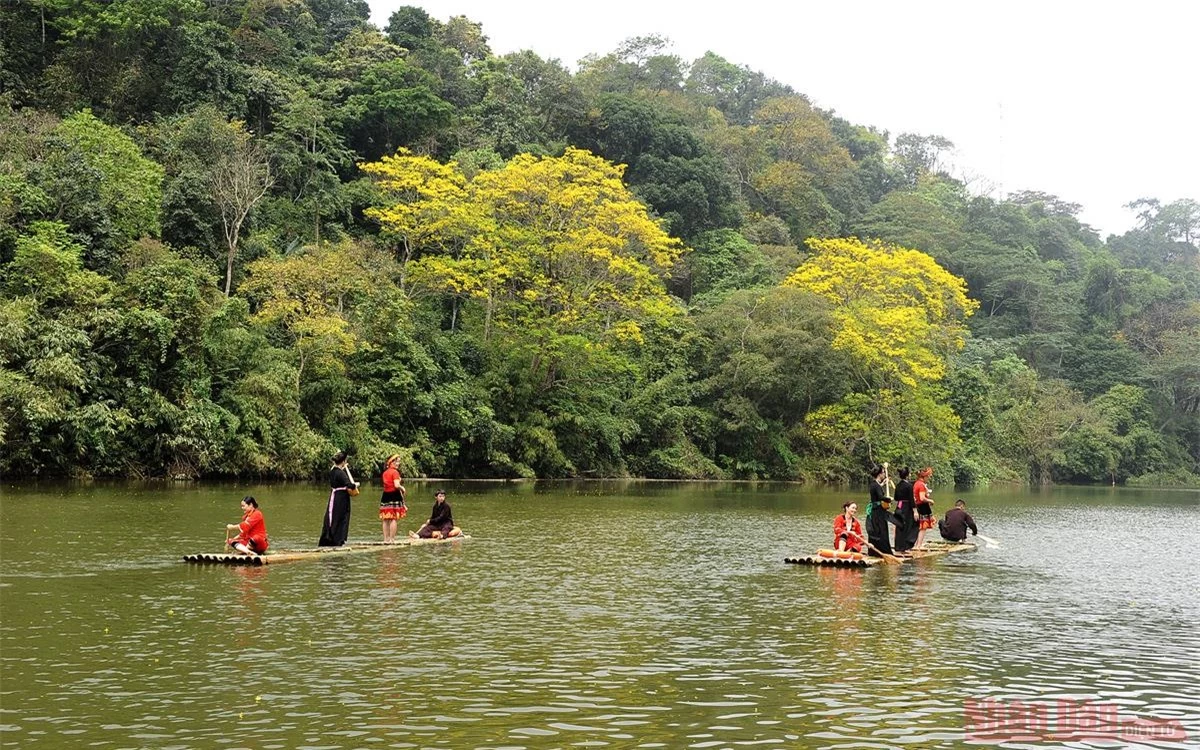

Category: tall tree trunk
[224, 241, 236, 296]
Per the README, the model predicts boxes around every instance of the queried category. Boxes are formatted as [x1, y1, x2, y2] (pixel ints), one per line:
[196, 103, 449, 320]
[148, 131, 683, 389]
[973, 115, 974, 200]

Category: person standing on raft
[913, 467, 936, 549]
[379, 454, 407, 544]
[939, 499, 979, 542]
[892, 467, 918, 553]
[319, 450, 359, 547]
[865, 464, 896, 557]
[226, 496, 269, 556]
[410, 489, 462, 540]
[833, 501, 864, 553]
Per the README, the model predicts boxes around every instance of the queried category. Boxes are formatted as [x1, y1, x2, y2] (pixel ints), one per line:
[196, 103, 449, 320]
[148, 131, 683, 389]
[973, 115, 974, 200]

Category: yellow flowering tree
[361, 149, 479, 289]
[784, 237, 978, 389]
[362, 147, 685, 345]
[781, 237, 977, 471]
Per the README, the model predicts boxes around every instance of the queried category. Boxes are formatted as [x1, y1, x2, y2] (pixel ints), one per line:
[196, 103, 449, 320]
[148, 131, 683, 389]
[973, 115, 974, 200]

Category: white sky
[369, 0, 1199, 236]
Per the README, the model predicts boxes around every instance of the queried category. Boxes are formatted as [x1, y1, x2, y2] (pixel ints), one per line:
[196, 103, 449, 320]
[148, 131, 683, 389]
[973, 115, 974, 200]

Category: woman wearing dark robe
[891, 467, 918, 553]
[865, 465, 896, 557]
[318, 450, 359, 547]
[410, 489, 462, 540]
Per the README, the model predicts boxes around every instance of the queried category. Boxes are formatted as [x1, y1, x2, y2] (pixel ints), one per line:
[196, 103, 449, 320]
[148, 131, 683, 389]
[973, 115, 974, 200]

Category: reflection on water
[1, 482, 1197, 749]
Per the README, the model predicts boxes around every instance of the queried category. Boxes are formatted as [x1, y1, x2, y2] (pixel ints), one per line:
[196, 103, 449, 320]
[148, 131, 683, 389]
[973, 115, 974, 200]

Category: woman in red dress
[226, 496, 269, 556]
[913, 467, 936, 549]
[379, 454, 407, 544]
[833, 501, 864, 553]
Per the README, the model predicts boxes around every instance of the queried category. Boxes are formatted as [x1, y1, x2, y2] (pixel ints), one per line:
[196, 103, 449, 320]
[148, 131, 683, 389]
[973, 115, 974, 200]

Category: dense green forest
[1, 1, 1197, 485]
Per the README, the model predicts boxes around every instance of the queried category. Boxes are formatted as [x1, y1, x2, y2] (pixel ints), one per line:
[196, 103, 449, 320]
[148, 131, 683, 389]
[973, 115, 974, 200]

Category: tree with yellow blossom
[363, 147, 685, 345]
[784, 236, 978, 389]
[784, 237, 977, 470]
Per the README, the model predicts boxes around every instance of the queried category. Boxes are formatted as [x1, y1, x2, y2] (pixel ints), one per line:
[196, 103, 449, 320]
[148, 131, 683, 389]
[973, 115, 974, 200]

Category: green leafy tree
[36, 110, 164, 269]
[337, 59, 454, 159]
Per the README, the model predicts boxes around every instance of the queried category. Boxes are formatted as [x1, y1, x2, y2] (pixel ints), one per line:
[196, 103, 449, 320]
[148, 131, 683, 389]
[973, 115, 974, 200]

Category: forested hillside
[2, 1, 1197, 485]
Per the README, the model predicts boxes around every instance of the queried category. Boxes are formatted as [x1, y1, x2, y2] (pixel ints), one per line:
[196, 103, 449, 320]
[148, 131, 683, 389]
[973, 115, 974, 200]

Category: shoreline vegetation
[1, 3, 1197, 488]
[8, 476, 1200, 492]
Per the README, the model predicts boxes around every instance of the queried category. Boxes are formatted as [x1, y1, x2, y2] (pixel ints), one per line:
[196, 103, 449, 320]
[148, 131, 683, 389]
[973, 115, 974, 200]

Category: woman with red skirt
[379, 454, 407, 544]
[914, 467, 936, 549]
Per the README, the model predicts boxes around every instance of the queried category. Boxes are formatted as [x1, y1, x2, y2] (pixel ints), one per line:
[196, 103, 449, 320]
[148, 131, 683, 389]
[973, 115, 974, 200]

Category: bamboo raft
[184, 535, 472, 566]
[785, 541, 976, 568]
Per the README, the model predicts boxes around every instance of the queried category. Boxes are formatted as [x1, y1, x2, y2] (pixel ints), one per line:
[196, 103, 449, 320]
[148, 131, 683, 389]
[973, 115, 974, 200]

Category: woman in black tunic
[318, 450, 359, 547]
[891, 466, 918, 553]
[865, 464, 896, 556]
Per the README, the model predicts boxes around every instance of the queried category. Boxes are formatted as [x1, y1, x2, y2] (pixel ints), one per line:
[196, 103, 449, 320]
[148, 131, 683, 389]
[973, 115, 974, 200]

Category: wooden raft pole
[183, 535, 471, 566]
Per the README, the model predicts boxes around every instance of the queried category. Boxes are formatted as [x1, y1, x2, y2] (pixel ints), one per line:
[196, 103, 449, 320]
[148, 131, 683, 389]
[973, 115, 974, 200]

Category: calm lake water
[1, 482, 1198, 750]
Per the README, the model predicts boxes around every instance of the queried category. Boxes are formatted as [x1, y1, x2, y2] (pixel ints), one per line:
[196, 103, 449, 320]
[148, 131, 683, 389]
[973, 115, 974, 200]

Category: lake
[1, 481, 1197, 749]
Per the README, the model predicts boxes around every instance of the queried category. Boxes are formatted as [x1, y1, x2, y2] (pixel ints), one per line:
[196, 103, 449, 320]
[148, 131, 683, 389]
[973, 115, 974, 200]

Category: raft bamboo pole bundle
[184, 535, 471, 566]
[785, 541, 975, 568]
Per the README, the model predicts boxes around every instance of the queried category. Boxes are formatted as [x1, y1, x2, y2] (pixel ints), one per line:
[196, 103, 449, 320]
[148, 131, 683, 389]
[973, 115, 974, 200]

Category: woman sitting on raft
[409, 489, 462, 540]
[832, 501, 864, 553]
[226, 496, 269, 556]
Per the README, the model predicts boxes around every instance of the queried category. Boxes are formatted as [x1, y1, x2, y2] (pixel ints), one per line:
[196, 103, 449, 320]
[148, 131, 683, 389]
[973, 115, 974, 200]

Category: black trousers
[938, 519, 967, 543]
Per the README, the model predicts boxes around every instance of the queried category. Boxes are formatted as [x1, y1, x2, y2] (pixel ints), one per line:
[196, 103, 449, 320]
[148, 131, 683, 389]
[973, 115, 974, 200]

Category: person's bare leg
[916, 529, 926, 549]
[233, 542, 257, 557]
[836, 539, 847, 552]
[447, 526, 462, 538]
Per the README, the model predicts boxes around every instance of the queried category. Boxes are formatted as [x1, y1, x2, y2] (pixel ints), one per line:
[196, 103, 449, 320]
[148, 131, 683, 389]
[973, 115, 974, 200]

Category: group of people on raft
[832, 464, 979, 558]
[223, 450, 463, 557]
[223, 455, 978, 560]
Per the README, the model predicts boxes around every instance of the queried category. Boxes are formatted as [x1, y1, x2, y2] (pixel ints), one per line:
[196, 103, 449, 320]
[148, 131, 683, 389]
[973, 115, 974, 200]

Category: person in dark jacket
[939, 499, 979, 542]
[318, 450, 359, 547]
[892, 467, 918, 553]
[865, 464, 897, 557]
[410, 489, 462, 540]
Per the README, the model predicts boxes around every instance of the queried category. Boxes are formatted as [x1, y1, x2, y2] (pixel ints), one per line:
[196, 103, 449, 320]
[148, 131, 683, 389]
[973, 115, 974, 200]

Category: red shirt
[833, 514, 863, 552]
[237, 508, 268, 551]
[382, 467, 403, 493]
[914, 479, 930, 505]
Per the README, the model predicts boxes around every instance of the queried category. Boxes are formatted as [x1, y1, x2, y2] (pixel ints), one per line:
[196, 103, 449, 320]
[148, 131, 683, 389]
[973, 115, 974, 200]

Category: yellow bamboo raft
[785, 541, 976, 568]
[184, 535, 472, 566]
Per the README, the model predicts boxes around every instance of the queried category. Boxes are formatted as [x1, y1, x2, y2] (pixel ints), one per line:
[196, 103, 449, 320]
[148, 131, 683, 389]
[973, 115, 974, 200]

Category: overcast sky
[369, 0, 1198, 236]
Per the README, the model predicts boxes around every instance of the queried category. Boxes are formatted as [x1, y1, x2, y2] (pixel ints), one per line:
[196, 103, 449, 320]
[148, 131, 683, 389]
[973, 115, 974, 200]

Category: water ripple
[1, 484, 1197, 748]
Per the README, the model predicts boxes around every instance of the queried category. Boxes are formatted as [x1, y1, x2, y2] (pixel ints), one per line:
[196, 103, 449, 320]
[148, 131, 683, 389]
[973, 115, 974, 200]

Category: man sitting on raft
[410, 489, 463, 540]
[833, 501, 864, 553]
[938, 499, 979, 542]
[226, 496, 269, 556]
